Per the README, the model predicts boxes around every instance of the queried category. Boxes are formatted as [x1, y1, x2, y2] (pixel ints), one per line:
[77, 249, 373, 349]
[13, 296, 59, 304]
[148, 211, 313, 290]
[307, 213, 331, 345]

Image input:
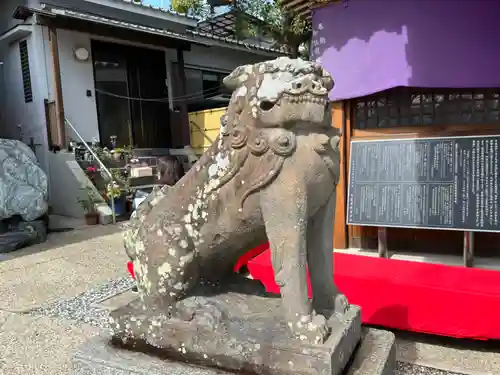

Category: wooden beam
[282, 0, 309, 10]
[332, 101, 347, 249]
[292, 2, 310, 13]
[378, 227, 388, 258]
[347, 100, 378, 250]
[352, 123, 500, 139]
[463, 232, 475, 267]
[176, 48, 190, 147]
[48, 26, 66, 148]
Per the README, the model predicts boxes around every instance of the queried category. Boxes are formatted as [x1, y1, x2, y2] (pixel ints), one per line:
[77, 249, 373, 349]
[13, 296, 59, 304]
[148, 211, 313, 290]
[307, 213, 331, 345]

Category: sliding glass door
[91, 40, 171, 149]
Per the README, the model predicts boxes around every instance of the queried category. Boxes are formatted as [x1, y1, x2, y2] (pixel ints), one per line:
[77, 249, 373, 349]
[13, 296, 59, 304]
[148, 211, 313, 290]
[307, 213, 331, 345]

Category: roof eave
[188, 31, 288, 57]
[14, 5, 209, 49]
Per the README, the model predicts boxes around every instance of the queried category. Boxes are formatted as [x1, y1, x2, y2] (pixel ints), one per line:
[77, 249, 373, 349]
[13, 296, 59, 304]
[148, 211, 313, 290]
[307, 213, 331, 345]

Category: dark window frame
[172, 63, 230, 99]
[353, 87, 500, 129]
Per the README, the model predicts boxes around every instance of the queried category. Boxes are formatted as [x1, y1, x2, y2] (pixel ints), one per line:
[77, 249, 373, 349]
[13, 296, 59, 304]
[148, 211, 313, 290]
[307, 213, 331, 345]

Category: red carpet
[245, 247, 500, 340]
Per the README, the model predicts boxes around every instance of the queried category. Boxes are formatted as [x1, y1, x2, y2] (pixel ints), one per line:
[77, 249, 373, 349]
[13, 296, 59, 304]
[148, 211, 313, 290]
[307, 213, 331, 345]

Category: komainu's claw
[289, 314, 330, 345]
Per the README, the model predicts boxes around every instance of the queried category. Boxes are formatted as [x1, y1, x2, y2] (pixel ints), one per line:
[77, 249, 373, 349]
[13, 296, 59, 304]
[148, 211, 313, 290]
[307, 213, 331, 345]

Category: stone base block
[72, 328, 395, 375]
[346, 328, 396, 375]
[107, 278, 361, 375]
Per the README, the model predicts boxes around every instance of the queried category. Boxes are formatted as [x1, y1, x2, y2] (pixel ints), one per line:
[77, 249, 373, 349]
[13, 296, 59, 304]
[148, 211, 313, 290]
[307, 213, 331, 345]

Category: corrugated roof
[196, 9, 266, 37]
[37, 5, 208, 45]
[188, 29, 287, 54]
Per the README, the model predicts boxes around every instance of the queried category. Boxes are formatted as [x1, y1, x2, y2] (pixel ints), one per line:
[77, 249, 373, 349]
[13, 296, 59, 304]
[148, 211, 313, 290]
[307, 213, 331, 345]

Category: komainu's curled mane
[122, 57, 344, 344]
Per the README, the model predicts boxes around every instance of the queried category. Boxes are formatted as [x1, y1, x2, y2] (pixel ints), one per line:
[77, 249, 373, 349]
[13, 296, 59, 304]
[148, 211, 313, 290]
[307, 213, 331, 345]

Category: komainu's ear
[223, 64, 253, 90]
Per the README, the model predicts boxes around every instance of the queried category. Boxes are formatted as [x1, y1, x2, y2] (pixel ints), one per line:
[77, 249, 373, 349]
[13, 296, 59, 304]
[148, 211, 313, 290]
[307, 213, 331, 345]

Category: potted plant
[78, 186, 99, 225]
[106, 181, 126, 216]
[85, 165, 99, 182]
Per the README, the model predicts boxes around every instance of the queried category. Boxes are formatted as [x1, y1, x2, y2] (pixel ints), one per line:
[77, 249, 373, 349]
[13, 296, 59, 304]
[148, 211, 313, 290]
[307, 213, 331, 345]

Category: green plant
[111, 145, 132, 155]
[106, 181, 122, 199]
[110, 168, 130, 191]
[171, 0, 208, 18]
[78, 186, 98, 214]
[93, 147, 113, 165]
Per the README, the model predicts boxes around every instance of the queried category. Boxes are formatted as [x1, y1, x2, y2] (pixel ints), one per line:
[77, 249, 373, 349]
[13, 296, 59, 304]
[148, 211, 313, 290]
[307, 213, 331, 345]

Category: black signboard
[347, 135, 500, 232]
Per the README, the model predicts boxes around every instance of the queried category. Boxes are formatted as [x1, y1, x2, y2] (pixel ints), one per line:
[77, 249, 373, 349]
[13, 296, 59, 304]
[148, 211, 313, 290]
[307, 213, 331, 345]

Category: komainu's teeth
[279, 94, 327, 105]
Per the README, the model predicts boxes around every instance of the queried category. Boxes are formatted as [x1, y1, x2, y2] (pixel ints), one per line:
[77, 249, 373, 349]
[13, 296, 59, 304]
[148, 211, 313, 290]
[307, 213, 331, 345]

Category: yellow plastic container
[188, 107, 226, 156]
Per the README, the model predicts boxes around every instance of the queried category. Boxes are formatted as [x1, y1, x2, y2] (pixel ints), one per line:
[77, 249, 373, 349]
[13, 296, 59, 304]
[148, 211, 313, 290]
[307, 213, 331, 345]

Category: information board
[347, 135, 500, 232]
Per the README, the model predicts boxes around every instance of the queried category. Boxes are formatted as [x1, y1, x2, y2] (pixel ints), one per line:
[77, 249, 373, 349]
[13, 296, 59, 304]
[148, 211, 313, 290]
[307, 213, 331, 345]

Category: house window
[184, 68, 203, 98]
[202, 71, 223, 97]
[172, 63, 229, 100]
[19, 40, 33, 103]
[354, 87, 500, 129]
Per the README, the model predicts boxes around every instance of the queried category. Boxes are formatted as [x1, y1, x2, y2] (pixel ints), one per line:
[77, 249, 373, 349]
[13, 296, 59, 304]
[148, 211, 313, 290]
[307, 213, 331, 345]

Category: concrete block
[95, 203, 113, 225]
[130, 167, 153, 178]
[347, 328, 396, 375]
[72, 327, 395, 375]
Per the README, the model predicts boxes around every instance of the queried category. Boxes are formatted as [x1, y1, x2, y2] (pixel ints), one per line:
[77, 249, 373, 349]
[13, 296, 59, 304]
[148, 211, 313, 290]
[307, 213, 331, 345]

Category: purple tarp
[311, 0, 500, 101]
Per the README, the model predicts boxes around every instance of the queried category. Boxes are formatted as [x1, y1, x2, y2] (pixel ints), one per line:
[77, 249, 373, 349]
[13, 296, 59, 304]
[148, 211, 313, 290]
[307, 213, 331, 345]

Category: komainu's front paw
[315, 293, 349, 318]
[289, 313, 330, 345]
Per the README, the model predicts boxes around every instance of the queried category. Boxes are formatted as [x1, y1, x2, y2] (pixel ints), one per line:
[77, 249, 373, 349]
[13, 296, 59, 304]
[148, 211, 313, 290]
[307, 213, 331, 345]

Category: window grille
[354, 87, 500, 129]
[19, 40, 33, 103]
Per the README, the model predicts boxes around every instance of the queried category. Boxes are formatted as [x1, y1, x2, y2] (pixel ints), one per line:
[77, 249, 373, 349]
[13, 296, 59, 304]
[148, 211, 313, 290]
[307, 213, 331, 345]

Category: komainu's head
[223, 57, 334, 131]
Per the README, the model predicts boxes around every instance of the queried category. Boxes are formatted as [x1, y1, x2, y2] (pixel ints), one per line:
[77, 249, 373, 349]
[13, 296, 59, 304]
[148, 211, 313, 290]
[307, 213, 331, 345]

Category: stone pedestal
[106, 277, 363, 375]
[75, 278, 394, 375]
[73, 327, 395, 375]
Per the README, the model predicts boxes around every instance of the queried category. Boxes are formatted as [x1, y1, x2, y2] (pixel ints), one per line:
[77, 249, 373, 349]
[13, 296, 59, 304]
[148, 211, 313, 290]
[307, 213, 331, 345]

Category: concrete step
[347, 328, 396, 375]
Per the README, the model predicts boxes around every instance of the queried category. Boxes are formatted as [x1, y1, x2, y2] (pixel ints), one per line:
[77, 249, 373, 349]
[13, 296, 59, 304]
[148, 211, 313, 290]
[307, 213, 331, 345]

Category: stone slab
[346, 328, 396, 375]
[93, 290, 137, 311]
[108, 279, 361, 375]
[72, 327, 394, 375]
[96, 203, 113, 225]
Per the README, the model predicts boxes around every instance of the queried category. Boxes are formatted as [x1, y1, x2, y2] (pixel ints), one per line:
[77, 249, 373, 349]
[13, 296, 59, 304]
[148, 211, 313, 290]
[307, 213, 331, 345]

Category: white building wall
[43, 30, 275, 143]
[51, 29, 100, 143]
[1, 24, 50, 173]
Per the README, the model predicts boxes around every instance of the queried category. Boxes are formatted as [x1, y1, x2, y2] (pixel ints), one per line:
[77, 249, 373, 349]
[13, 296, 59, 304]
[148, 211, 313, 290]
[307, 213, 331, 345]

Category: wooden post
[48, 26, 67, 149]
[165, 53, 174, 111]
[332, 101, 348, 249]
[378, 227, 389, 258]
[463, 231, 474, 267]
[176, 48, 190, 147]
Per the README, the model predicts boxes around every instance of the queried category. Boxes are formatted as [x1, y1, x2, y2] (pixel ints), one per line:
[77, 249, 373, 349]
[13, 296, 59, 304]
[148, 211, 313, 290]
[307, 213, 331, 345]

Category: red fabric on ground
[246, 248, 500, 340]
[233, 242, 269, 272]
[127, 261, 135, 279]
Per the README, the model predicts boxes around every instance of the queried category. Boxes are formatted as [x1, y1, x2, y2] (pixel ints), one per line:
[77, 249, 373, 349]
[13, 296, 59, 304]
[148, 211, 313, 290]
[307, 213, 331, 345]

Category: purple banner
[311, 0, 500, 101]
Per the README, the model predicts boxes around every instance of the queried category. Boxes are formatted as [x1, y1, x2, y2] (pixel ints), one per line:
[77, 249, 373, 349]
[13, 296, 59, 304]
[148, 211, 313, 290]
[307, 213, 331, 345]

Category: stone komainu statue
[123, 57, 344, 344]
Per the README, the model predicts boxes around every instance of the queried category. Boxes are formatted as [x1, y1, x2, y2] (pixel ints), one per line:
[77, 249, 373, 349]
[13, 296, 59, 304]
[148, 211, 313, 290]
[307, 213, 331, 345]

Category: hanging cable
[94, 85, 227, 103]
[95, 87, 218, 103]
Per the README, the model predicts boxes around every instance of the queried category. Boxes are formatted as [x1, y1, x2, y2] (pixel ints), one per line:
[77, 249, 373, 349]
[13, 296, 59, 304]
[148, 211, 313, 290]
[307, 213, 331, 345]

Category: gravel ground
[28, 276, 134, 328]
[27, 277, 468, 375]
[395, 363, 464, 375]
